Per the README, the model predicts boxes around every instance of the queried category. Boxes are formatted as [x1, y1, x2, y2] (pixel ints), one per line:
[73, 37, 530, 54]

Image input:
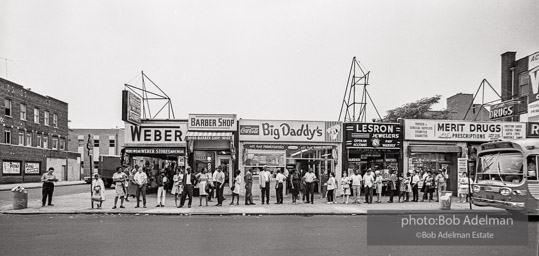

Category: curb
[1, 208, 505, 216]
[0, 182, 87, 191]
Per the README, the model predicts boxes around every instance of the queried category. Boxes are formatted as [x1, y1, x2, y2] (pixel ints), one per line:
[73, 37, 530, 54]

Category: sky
[1, 0, 538, 128]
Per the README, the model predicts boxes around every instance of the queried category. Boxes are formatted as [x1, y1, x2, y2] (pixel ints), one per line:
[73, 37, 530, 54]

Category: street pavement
[0, 214, 536, 256]
[0, 182, 89, 207]
[0, 185, 503, 215]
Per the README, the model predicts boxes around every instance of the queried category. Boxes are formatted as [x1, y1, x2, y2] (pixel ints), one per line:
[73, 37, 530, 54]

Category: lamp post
[86, 134, 94, 209]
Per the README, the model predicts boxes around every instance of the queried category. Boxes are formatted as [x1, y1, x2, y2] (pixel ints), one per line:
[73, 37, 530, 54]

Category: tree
[383, 95, 450, 122]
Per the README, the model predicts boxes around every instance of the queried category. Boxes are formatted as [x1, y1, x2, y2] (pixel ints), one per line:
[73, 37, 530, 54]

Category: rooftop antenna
[124, 71, 176, 120]
[338, 57, 383, 122]
[0, 57, 13, 79]
[463, 79, 503, 121]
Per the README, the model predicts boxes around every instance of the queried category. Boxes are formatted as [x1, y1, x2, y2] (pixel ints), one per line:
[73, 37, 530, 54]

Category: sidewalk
[0, 181, 87, 191]
[0, 188, 503, 215]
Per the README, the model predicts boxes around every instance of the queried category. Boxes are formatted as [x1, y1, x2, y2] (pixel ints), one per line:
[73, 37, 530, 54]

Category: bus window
[477, 152, 524, 184]
[528, 156, 538, 180]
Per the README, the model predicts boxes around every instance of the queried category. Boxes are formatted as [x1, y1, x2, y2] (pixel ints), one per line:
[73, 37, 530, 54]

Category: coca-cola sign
[240, 125, 260, 135]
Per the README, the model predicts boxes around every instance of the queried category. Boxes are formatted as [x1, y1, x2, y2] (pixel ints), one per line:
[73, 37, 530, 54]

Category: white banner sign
[457, 158, 468, 173]
[188, 114, 237, 131]
[125, 121, 187, 146]
[403, 119, 526, 142]
[239, 120, 342, 142]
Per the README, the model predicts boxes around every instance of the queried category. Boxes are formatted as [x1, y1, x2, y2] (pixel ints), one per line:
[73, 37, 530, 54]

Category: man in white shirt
[363, 168, 374, 204]
[134, 166, 148, 208]
[303, 168, 317, 204]
[411, 170, 421, 202]
[214, 166, 226, 206]
[41, 167, 57, 207]
[275, 168, 286, 204]
[259, 166, 271, 204]
[350, 169, 363, 204]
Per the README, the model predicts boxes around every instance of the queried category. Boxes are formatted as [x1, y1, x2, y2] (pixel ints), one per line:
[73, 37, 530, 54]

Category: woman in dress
[197, 168, 209, 207]
[340, 171, 351, 204]
[127, 167, 138, 199]
[91, 173, 106, 208]
[374, 170, 384, 203]
[290, 169, 301, 204]
[458, 172, 470, 203]
[398, 173, 409, 203]
[112, 167, 127, 209]
[326, 172, 336, 204]
[230, 170, 242, 205]
[171, 168, 183, 207]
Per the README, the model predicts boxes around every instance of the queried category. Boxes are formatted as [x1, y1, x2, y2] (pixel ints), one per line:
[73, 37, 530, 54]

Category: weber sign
[125, 120, 187, 147]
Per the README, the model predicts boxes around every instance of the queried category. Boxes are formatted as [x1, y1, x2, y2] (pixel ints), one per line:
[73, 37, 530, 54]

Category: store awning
[409, 145, 462, 153]
[186, 131, 233, 141]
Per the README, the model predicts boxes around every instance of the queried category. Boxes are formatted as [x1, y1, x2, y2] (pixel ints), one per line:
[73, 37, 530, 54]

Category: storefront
[402, 119, 526, 195]
[238, 119, 342, 193]
[186, 114, 237, 186]
[343, 122, 402, 175]
[123, 119, 188, 187]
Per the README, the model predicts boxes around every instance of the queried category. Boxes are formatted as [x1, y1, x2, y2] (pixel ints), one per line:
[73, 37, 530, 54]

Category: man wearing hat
[178, 166, 197, 208]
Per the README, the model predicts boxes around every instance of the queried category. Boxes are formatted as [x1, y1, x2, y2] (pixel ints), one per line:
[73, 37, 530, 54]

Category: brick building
[500, 51, 539, 121]
[446, 93, 490, 121]
[67, 128, 125, 177]
[0, 77, 80, 184]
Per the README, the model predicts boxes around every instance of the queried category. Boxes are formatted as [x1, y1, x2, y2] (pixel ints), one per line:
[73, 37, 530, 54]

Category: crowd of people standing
[86, 163, 469, 209]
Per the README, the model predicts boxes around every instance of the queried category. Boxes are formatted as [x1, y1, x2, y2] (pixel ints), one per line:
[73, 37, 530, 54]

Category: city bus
[472, 139, 539, 215]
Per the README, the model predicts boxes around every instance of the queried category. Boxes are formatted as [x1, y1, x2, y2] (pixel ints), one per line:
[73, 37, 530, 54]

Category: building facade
[401, 119, 526, 195]
[67, 128, 125, 177]
[447, 93, 490, 121]
[238, 119, 342, 193]
[500, 51, 539, 122]
[0, 77, 80, 183]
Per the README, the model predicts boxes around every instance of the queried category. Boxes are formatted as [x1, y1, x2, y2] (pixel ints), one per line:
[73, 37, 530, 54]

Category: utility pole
[0, 58, 13, 79]
[87, 134, 94, 209]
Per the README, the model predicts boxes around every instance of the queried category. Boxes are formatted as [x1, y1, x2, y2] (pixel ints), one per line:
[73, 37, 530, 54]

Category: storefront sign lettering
[262, 123, 322, 140]
[2, 161, 21, 175]
[345, 123, 401, 149]
[526, 122, 539, 138]
[239, 120, 342, 142]
[125, 148, 185, 155]
[125, 121, 187, 146]
[121, 90, 141, 125]
[404, 119, 526, 142]
[489, 102, 515, 120]
[188, 114, 237, 131]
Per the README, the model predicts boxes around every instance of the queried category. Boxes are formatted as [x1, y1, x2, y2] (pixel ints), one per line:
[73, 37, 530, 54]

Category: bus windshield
[477, 152, 524, 185]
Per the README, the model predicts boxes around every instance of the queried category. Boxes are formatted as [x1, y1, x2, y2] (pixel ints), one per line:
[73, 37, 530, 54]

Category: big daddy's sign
[344, 123, 401, 149]
[125, 120, 187, 147]
[404, 119, 526, 142]
[239, 119, 342, 142]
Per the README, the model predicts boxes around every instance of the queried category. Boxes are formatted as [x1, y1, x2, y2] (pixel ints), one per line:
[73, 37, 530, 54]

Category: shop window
[20, 104, 26, 121]
[4, 129, 11, 144]
[4, 99, 12, 116]
[34, 108, 40, 123]
[44, 111, 49, 126]
[53, 113, 58, 127]
[26, 132, 32, 146]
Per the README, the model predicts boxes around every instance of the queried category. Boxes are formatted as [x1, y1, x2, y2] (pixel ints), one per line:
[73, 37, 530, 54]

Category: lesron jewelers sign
[403, 119, 526, 142]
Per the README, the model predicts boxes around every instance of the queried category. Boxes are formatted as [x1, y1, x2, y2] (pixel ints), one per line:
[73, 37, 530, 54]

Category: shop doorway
[294, 159, 334, 193]
[216, 155, 232, 186]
